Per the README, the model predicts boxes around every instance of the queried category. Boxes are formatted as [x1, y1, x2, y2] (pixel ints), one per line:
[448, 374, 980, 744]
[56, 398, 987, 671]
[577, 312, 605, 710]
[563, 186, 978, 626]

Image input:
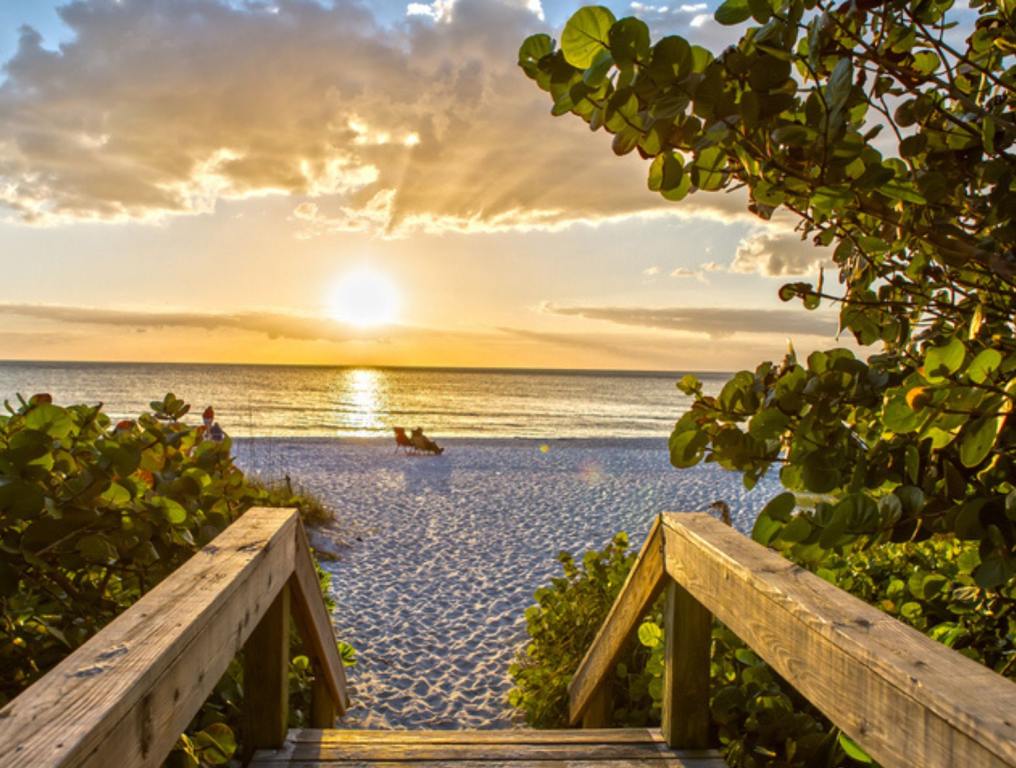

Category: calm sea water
[0, 361, 730, 439]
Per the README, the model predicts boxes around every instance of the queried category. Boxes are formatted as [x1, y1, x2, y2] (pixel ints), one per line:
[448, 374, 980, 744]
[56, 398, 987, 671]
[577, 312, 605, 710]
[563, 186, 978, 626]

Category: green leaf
[561, 6, 616, 68]
[637, 621, 664, 648]
[838, 732, 873, 763]
[77, 534, 119, 565]
[912, 51, 940, 75]
[692, 146, 726, 190]
[669, 427, 708, 467]
[780, 515, 813, 543]
[752, 513, 783, 546]
[714, 0, 752, 25]
[959, 414, 1004, 468]
[25, 404, 75, 439]
[762, 492, 797, 523]
[676, 374, 702, 395]
[973, 555, 1016, 589]
[825, 57, 853, 113]
[801, 455, 840, 493]
[158, 497, 189, 525]
[966, 349, 1001, 384]
[649, 36, 692, 82]
[99, 482, 131, 505]
[608, 17, 650, 65]
[924, 337, 965, 381]
[582, 49, 614, 87]
[747, 0, 772, 22]
[192, 723, 237, 765]
[518, 34, 554, 77]
[648, 152, 684, 192]
[879, 181, 927, 204]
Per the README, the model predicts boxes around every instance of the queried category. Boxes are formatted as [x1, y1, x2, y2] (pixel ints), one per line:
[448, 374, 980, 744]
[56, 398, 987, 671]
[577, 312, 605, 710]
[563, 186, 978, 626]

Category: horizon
[0, 356, 739, 376]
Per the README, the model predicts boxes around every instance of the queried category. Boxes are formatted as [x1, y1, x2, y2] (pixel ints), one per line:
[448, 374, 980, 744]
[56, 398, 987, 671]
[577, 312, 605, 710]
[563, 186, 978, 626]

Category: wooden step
[249, 728, 726, 766]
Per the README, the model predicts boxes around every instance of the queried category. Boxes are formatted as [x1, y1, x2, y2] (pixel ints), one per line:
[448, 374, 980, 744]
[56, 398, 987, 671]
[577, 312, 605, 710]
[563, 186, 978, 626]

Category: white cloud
[690, 13, 711, 27]
[643, 265, 660, 276]
[731, 230, 832, 276]
[670, 265, 709, 283]
[406, 0, 456, 21]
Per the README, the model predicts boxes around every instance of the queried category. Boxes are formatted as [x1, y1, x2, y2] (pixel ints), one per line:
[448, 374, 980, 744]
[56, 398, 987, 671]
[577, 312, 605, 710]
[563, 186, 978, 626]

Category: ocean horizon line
[0, 358, 735, 378]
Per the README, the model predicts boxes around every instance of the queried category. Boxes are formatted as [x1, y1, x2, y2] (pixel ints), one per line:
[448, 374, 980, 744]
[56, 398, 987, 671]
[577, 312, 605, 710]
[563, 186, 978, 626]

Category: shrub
[508, 532, 646, 725]
[0, 393, 345, 766]
[510, 529, 1014, 767]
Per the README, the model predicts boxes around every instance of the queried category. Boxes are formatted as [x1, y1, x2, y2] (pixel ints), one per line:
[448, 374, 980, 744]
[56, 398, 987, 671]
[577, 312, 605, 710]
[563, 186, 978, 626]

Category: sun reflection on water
[333, 368, 388, 437]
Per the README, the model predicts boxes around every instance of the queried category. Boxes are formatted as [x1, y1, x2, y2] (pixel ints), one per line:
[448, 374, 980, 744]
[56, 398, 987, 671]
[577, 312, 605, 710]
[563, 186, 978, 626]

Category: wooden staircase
[249, 728, 724, 766]
[1, 507, 1013, 768]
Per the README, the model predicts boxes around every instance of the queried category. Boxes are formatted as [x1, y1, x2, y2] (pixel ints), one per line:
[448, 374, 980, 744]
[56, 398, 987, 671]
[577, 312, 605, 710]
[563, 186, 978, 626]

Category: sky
[0, 0, 851, 371]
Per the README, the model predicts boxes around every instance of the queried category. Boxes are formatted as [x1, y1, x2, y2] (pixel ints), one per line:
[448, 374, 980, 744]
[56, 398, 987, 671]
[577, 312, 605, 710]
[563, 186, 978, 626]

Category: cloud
[731, 230, 831, 276]
[642, 265, 660, 276]
[546, 303, 838, 338]
[0, 0, 742, 235]
[0, 302, 376, 344]
[669, 265, 710, 283]
[630, 2, 707, 13]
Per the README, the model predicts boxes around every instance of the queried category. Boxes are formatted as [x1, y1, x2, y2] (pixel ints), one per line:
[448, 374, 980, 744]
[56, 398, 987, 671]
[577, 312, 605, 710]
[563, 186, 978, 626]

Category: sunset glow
[327, 269, 400, 328]
[0, 0, 850, 370]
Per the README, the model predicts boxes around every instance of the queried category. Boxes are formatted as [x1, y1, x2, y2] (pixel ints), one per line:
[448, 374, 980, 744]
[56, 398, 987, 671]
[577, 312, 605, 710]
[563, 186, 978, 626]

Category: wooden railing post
[242, 582, 290, 761]
[309, 661, 337, 728]
[661, 579, 712, 749]
[581, 683, 612, 728]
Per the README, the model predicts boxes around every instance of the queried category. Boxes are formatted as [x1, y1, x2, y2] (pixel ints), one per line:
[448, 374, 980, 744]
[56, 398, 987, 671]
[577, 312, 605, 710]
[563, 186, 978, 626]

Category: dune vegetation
[0, 393, 349, 766]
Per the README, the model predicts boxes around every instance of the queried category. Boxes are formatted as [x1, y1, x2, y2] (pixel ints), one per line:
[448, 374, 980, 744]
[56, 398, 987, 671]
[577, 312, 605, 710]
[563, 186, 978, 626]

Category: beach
[237, 437, 781, 729]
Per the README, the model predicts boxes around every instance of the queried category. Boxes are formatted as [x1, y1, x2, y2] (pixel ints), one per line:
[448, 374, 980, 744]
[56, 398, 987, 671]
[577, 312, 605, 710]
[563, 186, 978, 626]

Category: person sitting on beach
[410, 427, 444, 455]
[202, 406, 227, 442]
[393, 426, 415, 453]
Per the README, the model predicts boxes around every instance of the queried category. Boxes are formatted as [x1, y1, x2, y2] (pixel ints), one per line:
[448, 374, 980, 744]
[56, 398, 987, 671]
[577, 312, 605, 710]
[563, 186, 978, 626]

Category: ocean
[0, 361, 730, 439]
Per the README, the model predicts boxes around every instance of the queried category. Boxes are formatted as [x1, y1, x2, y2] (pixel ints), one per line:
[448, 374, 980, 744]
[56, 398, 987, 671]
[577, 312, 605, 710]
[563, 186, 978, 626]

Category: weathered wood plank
[569, 516, 666, 726]
[250, 760, 727, 768]
[250, 759, 726, 768]
[253, 740, 723, 762]
[309, 669, 337, 729]
[661, 581, 712, 749]
[661, 512, 1016, 768]
[0, 507, 299, 768]
[243, 583, 291, 760]
[291, 523, 349, 715]
[581, 684, 613, 728]
[286, 728, 668, 744]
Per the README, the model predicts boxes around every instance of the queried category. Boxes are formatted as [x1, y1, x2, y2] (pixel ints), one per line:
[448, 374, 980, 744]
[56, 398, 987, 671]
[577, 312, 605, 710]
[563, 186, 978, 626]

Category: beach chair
[411, 427, 444, 455]
[393, 427, 415, 454]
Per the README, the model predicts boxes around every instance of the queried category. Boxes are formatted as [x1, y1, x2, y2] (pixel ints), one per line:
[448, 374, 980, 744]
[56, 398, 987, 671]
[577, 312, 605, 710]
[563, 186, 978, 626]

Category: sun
[327, 268, 400, 328]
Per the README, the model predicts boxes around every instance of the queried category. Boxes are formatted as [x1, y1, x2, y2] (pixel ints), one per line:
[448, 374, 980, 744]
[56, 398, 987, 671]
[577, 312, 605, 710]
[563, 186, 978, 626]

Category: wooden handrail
[0, 507, 349, 768]
[568, 517, 666, 726]
[662, 513, 1016, 768]
[571, 512, 1016, 768]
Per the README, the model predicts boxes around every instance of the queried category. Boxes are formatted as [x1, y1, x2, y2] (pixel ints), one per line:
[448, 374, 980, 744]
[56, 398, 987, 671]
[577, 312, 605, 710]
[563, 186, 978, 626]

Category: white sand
[239, 438, 780, 729]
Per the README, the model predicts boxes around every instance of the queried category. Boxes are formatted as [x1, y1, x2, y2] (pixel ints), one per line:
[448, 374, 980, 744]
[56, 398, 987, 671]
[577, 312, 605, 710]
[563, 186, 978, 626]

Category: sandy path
[239, 438, 780, 729]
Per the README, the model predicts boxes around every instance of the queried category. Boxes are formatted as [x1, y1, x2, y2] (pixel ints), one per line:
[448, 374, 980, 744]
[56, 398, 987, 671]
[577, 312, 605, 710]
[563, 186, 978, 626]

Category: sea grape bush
[0, 393, 343, 766]
[507, 533, 654, 724]
[519, 0, 1016, 582]
[510, 531, 1014, 767]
